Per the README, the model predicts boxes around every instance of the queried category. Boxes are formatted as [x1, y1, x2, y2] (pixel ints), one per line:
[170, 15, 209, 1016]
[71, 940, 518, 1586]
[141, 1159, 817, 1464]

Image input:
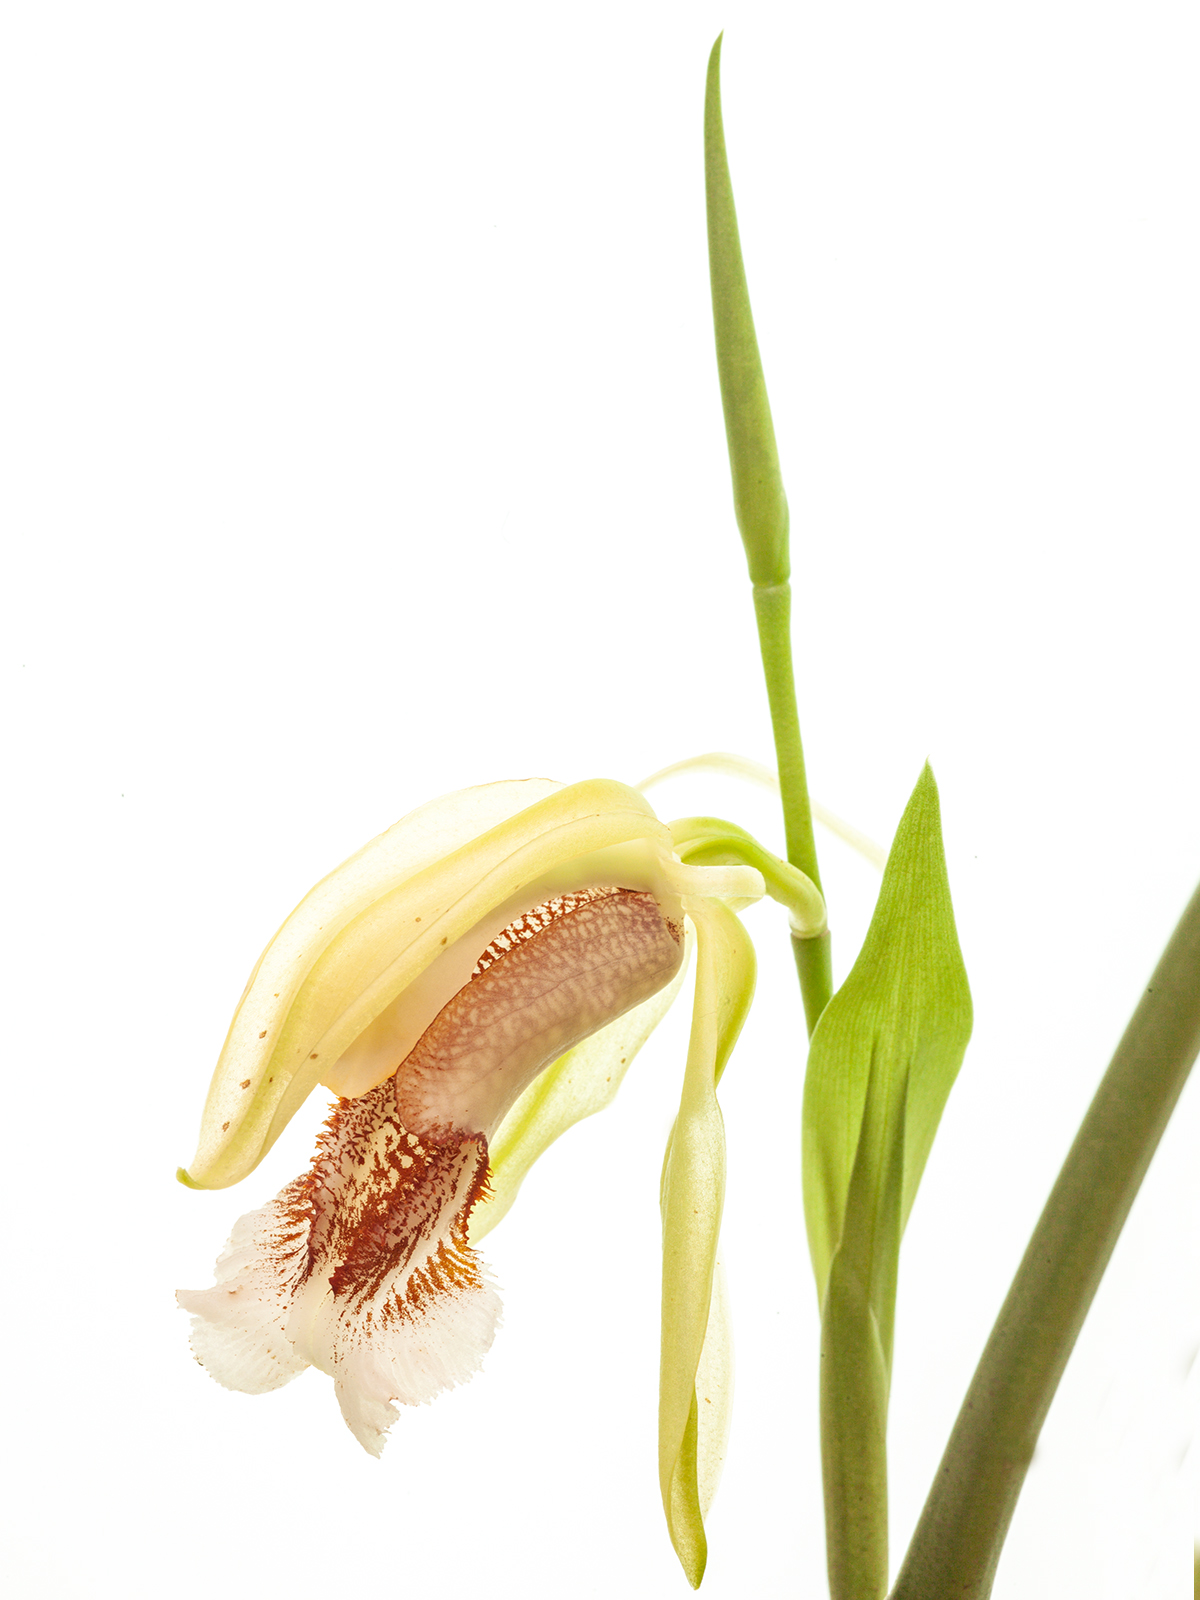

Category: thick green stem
[821, 1260, 890, 1600]
[820, 1063, 906, 1600]
[891, 880, 1200, 1600]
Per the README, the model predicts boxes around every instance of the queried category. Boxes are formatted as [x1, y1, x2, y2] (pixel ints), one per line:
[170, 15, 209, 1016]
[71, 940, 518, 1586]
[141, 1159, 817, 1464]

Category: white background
[4, 3, 1198, 1596]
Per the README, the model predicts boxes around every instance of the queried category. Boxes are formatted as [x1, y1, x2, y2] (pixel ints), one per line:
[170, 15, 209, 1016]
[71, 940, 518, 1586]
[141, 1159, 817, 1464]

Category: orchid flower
[177, 773, 824, 1568]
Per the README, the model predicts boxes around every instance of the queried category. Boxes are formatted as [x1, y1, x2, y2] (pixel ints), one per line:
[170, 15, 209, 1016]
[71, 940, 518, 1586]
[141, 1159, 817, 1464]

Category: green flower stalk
[705, 51, 981, 1597]
[704, 34, 832, 1034]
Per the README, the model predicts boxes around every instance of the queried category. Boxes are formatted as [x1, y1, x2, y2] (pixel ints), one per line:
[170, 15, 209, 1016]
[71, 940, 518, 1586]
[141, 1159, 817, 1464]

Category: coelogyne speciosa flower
[178, 775, 823, 1567]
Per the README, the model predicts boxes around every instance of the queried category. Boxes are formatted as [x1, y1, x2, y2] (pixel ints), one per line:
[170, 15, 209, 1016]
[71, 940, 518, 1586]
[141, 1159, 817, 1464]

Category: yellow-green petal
[639, 750, 887, 871]
[659, 897, 756, 1588]
[695, 1257, 734, 1520]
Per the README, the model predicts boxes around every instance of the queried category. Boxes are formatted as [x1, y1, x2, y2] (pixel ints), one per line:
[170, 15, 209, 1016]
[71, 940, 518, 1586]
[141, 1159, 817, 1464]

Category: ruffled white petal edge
[176, 1198, 311, 1394]
[179, 1080, 502, 1457]
[291, 1138, 502, 1456]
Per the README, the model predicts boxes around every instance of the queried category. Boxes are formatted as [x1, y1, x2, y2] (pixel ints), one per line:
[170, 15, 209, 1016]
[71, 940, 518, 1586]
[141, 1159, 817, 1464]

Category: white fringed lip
[178, 853, 706, 1457]
[177, 1072, 502, 1457]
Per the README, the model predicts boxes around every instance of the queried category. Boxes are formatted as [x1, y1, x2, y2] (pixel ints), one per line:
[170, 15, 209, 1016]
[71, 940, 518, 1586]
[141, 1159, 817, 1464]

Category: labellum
[179, 880, 684, 1454]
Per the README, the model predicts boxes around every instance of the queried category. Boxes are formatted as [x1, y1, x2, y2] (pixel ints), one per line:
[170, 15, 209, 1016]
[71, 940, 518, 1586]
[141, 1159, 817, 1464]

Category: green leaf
[803, 763, 971, 1599]
[659, 898, 756, 1588]
[802, 761, 972, 1322]
[893, 880, 1200, 1599]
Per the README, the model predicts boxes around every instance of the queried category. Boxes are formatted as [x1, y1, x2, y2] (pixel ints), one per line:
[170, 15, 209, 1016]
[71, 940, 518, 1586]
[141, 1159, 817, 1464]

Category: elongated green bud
[705, 34, 790, 588]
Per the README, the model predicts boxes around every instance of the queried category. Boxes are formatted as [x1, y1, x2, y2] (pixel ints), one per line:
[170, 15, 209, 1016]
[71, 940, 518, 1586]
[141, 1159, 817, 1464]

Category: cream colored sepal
[658, 896, 756, 1589]
[181, 778, 767, 1192]
[183, 778, 682, 1190]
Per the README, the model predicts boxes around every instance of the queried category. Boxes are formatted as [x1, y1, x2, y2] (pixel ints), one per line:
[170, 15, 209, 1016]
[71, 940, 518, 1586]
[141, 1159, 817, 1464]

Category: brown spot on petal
[240, 1079, 251, 1090]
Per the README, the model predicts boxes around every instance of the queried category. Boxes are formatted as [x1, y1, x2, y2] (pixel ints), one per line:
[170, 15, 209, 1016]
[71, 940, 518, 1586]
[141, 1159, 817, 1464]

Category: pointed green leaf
[802, 763, 972, 1311]
[804, 765, 970, 1599]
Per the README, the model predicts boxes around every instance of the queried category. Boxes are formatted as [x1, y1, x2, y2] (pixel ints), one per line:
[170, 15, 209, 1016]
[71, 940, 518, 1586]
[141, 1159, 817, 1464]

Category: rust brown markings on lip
[395, 886, 684, 1135]
[272, 886, 682, 1324]
[276, 1074, 488, 1322]
[471, 885, 682, 977]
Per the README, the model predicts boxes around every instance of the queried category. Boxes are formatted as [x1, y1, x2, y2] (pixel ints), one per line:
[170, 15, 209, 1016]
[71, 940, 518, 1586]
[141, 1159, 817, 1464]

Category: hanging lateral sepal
[658, 897, 756, 1588]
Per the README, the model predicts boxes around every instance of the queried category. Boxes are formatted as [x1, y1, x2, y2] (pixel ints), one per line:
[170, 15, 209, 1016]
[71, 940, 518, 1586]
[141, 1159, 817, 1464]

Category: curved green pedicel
[670, 815, 826, 936]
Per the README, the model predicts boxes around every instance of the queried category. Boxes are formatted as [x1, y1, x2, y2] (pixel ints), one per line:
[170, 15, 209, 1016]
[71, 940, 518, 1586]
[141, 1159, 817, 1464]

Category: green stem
[891, 880, 1200, 1600]
[821, 1260, 890, 1600]
[704, 34, 831, 1034]
[820, 1064, 906, 1600]
[753, 581, 832, 1033]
